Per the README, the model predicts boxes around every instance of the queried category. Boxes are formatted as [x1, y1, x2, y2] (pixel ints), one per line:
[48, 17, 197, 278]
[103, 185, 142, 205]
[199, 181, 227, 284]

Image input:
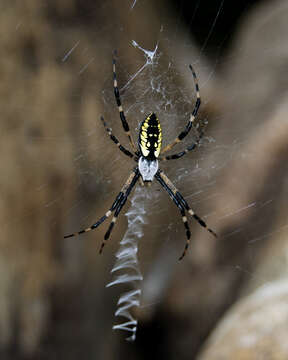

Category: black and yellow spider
[64, 53, 217, 260]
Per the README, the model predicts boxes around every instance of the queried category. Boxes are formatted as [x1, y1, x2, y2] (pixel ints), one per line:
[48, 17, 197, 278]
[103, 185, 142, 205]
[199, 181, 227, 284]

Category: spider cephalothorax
[64, 53, 217, 260]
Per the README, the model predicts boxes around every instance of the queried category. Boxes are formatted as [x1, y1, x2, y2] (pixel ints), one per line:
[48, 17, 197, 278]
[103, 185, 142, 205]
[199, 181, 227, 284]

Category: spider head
[138, 156, 158, 182]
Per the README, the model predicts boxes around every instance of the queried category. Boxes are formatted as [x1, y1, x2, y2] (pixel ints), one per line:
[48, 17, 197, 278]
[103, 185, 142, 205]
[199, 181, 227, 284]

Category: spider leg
[175, 190, 217, 238]
[113, 51, 137, 152]
[161, 64, 201, 154]
[139, 177, 145, 187]
[159, 126, 205, 161]
[158, 170, 217, 237]
[156, 170, 217, 260]
[100, 116, 137, 159]
[99, 168, 140, 253]
[155, 172, 191, 261]
[64, 170, 139, 239]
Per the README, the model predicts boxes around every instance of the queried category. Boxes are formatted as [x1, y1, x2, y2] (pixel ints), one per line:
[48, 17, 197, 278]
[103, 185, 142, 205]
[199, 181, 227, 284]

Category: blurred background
[1, 0, 288, 359]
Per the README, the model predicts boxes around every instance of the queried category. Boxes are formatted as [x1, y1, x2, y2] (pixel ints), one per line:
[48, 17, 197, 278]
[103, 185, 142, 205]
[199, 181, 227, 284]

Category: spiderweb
[77, 14, 227, 341]
[102, 37, 218, 340]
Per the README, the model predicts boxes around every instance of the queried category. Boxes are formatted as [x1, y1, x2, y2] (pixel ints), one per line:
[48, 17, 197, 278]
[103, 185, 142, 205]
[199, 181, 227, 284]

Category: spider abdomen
[138, 113, 162, 159]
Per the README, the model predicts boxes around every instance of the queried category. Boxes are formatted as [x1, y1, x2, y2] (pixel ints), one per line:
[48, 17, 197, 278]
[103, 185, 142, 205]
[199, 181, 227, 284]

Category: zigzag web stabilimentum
[106, 186, 158, 341]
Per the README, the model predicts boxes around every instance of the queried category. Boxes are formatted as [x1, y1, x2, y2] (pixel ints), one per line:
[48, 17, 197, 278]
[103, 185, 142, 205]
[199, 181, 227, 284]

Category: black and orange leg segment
[64, 193, 123, 239]
[156, 170, 217, 260]
[64, 169, 139, 243]
[100, 116, 136, 159]
[175, 190, 217, 238]
[99, 168, 140, 253]
[155, 171, 191, 260]
[113, 51, 137, 152]
[161, 64, 201, 154]
[159, 127, 204, 161]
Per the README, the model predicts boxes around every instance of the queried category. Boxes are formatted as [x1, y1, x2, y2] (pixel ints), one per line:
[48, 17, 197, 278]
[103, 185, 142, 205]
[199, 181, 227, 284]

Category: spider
[64, 52, 217, 260]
